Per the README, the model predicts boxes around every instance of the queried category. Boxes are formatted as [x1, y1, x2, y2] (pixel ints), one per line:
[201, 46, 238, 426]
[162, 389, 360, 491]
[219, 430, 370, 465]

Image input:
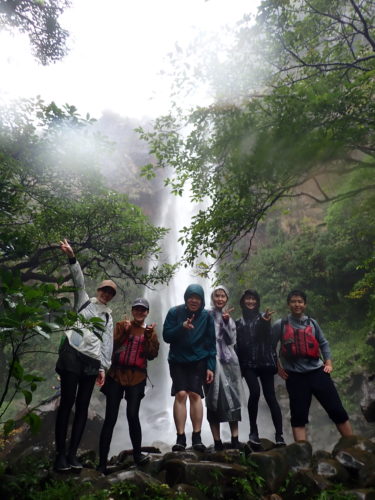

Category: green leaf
[22, 390, 33, 405]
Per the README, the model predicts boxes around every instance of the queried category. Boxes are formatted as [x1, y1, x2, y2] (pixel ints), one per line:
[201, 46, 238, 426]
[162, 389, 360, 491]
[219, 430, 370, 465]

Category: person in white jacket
[54, 239, 116, 472]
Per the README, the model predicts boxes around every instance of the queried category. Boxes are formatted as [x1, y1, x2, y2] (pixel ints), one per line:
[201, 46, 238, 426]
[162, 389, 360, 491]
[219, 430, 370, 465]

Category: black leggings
[99, 376, 145, 465]
[55, 370, 97, 455]
[243, 367, 283, 435]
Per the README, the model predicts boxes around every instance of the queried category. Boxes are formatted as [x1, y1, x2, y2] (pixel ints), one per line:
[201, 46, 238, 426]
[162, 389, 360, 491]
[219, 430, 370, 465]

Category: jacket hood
[211, 285, 229, 306]
[240, 289, 260, 311]
[184, 284, 205, 309]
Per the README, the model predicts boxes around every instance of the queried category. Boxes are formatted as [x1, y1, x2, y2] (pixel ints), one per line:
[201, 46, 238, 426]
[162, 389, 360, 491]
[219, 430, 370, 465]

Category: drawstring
[147, 373, 154, 388]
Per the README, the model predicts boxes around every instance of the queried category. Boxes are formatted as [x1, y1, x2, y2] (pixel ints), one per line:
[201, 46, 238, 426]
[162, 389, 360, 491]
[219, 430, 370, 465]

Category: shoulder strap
[308, 316, 318, 331]
[280, 317, 288, 337]
[78, 300, 109, 326]
[78, 300, 91, 313]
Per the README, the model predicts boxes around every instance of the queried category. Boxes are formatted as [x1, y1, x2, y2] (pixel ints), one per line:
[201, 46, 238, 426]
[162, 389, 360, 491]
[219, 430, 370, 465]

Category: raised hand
[222, 307, 234, 323]
[59, 238, 75, 258]
[144, 322, 156, 339]
[183, 315, 195, 329]
[263, 308, 275, 321]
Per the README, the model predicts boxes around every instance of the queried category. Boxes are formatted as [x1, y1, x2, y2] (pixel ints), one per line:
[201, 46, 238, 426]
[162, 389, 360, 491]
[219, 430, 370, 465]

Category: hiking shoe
[96, 464, 108, 475]
[214, 439, 224, 451]
[172, 433, 186, 451]
[67, 455, 83, 470]
[54, 454, 71, 472]
[231, 436, 240, 449]
[248, 432, 261, 446]
[275, 434, 286, 447]
[192, 431, 206, 452]
[134, 453, 150, 465]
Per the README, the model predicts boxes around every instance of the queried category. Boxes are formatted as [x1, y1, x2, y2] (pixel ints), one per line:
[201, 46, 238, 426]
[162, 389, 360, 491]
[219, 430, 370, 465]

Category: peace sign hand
[183, 315, 195, 329]
[59, 238, 75, 258]
[263, 308, 275, 321]
[222, 307, 234, 323]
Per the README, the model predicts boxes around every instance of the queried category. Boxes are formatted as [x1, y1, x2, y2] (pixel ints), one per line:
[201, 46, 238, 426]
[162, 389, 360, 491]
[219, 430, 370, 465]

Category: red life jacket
[114, 334, 146, 372]
[280, 318, 320, 359]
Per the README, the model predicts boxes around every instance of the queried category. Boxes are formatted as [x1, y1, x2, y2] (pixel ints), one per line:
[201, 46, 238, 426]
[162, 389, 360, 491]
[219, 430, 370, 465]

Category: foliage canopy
[0, 0, 70, 64]
[139, 0, 375, 271]
[0, 98, 175, 288]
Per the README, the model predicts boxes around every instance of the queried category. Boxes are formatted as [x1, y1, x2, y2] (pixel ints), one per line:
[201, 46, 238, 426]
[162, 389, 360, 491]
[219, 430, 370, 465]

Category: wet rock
[173, 483, 208, 500]
[107, 468, 162, 487]
[332, 435, 365, 455]
[282, 469, 331, 500]
[275, 441, 313, 470]
[315, 458, 350, 483]
[360, 373, 375, 423]
[162, 458, 248, 489]
[247, 449, 289, 492]
[0, 394, 103, 464]
[334, 446, 375, 487]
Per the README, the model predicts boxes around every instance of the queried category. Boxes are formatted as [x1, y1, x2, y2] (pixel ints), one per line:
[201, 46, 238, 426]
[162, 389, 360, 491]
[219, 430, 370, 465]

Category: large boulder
[360, 373, 375, 423]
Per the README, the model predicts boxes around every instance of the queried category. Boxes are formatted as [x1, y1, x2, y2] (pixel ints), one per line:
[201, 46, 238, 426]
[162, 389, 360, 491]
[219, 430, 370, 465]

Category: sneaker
[275, 434, 286, 447]
[248, 432, 261, 446]
[231, 436, 240, 449]
[96, 464, 108, 475]
[134, 453, 150, 465]
[214, 439, 224, 451]
[192, 431, 206, 452]
[67, 455, 83, 470]
[172, 433, 186, 452]
[54, 454, 71, 472]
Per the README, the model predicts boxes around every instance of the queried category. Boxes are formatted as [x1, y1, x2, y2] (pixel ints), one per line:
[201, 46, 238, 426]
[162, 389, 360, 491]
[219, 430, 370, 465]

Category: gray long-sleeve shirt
[272, 314, 331, 373]
[65, 260, 113, 370]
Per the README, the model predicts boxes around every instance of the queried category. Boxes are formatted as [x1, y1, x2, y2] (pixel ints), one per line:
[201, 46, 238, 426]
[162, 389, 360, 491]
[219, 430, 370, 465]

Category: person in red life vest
[55, 239, 116, 472]
[236, 289, 285, 448]
[273, 289, 353, 442]
[97, 297, 159, 473]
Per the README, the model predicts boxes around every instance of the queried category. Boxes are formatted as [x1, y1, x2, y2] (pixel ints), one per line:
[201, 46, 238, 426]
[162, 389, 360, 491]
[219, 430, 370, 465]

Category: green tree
[139, 0, 374, 271]
[0, 98, 175, 288]
[0, 0, 70, 64]
[0, 268, 110, 432]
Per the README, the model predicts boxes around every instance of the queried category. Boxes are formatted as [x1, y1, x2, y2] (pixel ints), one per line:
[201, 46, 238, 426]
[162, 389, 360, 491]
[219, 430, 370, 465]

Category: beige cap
[97, 279, 117, 296]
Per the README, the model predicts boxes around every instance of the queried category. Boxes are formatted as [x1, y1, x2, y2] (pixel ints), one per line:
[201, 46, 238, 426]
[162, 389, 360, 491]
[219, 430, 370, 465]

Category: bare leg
[210, 422, 220, 441]
[336, 420, 353, 437]
[188, 391, 203, 432]
[173, 391, 188, 434]
[229, 421, 238, 438]
[292, 426, 307, 441]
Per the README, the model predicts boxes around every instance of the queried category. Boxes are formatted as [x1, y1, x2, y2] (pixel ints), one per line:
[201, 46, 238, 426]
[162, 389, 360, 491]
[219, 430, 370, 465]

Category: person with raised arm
[163, 284, 216, 452]
[54, 239, 116, 472]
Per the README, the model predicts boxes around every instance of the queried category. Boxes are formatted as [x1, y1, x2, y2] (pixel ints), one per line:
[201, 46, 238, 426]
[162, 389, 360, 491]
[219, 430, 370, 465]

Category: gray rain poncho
[205, 286, 244, 422]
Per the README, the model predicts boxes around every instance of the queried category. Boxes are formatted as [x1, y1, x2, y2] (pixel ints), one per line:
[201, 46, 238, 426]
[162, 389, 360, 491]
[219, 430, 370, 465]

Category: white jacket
[65, 261, 113, 370]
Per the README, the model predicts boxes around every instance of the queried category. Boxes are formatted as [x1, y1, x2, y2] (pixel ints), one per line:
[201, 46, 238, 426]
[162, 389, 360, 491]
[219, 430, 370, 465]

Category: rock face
[0, 393, 104, 463]
[2, 433, 375, 499]
[361, 373, 375, 423]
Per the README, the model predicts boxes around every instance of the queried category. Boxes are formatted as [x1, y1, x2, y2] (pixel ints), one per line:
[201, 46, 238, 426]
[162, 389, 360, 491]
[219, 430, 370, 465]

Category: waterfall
[107, 187, 279, 457]
[108, 187, 214, 456]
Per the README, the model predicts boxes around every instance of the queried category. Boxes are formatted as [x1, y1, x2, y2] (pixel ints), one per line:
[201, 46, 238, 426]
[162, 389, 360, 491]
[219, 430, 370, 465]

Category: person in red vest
[97, 298, 159, 473]
[273, 289, 353, 442]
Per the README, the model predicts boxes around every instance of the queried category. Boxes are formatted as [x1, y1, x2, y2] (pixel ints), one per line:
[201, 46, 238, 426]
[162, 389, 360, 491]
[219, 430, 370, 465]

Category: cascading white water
[108, 186, 215, 456]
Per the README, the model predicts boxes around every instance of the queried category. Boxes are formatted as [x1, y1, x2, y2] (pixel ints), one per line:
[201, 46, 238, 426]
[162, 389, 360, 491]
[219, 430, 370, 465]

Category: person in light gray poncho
[205, 285, 243, 450]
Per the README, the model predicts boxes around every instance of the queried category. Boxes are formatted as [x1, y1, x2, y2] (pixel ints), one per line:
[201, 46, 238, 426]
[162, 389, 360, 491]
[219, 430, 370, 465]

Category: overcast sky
[0, 0, 260, 119]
